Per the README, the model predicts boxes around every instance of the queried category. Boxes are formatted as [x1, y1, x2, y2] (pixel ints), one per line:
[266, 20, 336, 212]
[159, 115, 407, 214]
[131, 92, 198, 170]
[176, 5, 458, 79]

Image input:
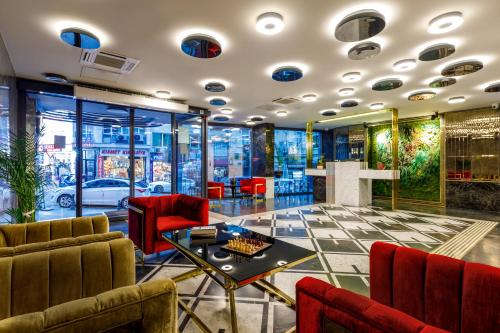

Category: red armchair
[207, 181, 225, 200]
[128, 194, 209, 258]
[240, 178, 266, 198]
[296, 242, 499, 333]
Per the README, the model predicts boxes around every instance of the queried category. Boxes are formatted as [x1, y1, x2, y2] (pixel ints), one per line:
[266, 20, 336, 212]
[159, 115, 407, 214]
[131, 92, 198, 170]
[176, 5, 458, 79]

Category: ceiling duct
[80, 50, 140, 74]
[74, 84, 189, 113]
[272, 96, 301, 105]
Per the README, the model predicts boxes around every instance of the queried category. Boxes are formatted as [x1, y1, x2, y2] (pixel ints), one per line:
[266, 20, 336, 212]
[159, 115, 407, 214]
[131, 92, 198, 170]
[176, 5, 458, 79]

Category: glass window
[274, 129, 322, 195]
[31, 94, 77, 220]
[176, 115, 202, 196]
[208, 125, 252, 185]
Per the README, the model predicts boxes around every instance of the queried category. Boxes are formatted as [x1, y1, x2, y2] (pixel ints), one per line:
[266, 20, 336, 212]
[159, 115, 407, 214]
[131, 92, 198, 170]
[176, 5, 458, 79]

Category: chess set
[221, 237, 271, 256]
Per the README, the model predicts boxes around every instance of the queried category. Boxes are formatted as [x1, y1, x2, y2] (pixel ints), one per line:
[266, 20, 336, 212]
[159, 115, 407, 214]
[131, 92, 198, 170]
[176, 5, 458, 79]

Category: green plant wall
[368, 119, 441, 202]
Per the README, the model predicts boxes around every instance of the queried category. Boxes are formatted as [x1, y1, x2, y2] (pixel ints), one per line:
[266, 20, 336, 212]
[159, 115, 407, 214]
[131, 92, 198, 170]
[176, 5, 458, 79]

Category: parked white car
[49, 178, 149, 209]
[148, 179, 196, 193]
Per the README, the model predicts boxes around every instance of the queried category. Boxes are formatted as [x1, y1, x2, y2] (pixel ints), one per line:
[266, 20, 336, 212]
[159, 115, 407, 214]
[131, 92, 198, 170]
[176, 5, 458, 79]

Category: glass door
[176, 114, 202, 196]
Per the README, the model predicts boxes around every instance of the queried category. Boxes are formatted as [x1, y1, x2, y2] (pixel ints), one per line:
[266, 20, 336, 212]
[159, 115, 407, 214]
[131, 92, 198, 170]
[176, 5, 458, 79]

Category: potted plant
[0, 129, 47, 223]
[317, 155, 325, 169]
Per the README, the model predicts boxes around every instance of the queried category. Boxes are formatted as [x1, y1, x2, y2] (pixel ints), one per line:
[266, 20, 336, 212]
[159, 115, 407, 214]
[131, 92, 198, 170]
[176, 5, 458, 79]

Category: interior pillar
[306, 121, 313, 168]
[251, 123, 275, 198]
[391, 108, 399, 210]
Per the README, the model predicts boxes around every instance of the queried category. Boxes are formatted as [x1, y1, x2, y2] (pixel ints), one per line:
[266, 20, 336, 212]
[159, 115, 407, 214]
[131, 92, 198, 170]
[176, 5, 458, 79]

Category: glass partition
[176, 115, 202, 196]
[208, 125, 251, 185]
[274, 129, 321, 195]
[0, 86, 10, 221]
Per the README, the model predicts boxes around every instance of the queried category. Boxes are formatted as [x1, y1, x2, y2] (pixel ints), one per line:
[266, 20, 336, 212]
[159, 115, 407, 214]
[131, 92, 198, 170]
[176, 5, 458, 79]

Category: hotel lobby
[0, 1, 499, 332]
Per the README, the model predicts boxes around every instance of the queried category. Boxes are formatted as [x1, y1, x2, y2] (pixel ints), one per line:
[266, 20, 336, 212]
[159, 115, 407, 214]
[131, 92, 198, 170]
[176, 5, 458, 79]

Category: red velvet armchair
[128, 194, 209, 258]
[296, 242, 499, 333]
[239, 178, 266, 198]
[207, 181, 225, 200]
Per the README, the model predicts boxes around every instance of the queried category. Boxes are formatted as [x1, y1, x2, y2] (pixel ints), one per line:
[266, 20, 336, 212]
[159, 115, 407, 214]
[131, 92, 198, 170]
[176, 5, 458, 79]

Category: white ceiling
[1, 0, 500, 129]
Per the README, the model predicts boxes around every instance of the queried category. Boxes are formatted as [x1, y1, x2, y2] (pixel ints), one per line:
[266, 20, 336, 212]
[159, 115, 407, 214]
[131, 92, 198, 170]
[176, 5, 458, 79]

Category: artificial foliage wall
[368, 119, 441, 202]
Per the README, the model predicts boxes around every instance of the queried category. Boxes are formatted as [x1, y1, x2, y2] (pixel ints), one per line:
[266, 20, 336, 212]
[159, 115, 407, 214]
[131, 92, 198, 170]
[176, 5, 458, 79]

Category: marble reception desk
[306, 162, 400, 206]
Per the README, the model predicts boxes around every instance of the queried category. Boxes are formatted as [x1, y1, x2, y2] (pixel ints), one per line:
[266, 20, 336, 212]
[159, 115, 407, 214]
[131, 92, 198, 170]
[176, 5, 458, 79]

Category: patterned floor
[135, 204, 488, 333]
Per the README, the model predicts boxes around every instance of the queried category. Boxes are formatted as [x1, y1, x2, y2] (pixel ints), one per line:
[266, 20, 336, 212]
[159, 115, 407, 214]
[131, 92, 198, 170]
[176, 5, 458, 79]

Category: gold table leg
[178, 299, 212, 333]
[172, 268, 205, 283]
[228, 288, 239, 333]
[253, 279, 296, 309]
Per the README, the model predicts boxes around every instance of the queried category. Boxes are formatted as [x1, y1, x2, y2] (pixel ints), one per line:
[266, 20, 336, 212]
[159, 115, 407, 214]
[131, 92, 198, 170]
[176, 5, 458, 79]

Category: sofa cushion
[363, 303, 426, 333]
[156, 216, 201, 239]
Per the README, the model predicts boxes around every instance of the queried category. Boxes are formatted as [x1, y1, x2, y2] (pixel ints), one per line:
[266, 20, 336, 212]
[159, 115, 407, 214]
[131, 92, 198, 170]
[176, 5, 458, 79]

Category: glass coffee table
[162, 222, 316, 333]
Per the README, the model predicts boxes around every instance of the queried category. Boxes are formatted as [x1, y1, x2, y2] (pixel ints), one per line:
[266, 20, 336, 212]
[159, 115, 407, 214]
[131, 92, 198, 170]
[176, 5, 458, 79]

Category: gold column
[306, 121, 314, 168]
[439, 114, 446, 206]
[391, 108, 399, 210]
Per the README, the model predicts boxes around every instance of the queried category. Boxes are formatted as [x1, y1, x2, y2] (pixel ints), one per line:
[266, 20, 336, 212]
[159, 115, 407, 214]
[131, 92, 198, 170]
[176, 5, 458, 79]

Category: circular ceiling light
[340, 100, 359, 108]
[484, 82, 500, 93]
[338, 88, 355, 96]
[272, 66, 303, 82]
[348, 42, 381, 60]
[302, 93, 318, 102]
[369, 102, 384, 110]
[418, 43, 455, 61]
[212, 114, 231, 122]
[155, 90, 171, 99]
[209, 98, 227, 106]
[246, 120, 256, 126]
[372, 79, 403, 91]
[249, 115, 265, 122]
[220, 108, 233, 115]
[256, 12, 284, 35]
[181, 34, 222, 58]
[448, 96, 466, 104]
[319, 109, 337, 116]
[393, 59, 417, 72]
[335, 10, 386, 42]
[441, 60, 483, 77]
[408, 91, 436, 101]
[342, 72, 362, 82]
[275, 110, 288, 117]
[60, 28, 100, 49]
[205, 81, 226, 92]
[429, 77, 456, 88]
[428, 12, 463, 34]
[43, 73, 68, 83]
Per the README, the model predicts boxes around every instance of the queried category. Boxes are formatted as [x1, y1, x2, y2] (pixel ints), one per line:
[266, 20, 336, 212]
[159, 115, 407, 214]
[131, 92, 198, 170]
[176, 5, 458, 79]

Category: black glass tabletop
[162, 222, 316, 286]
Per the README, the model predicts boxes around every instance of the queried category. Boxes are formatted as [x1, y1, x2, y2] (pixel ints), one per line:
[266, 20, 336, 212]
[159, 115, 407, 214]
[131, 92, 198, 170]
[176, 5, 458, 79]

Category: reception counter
[306, 162, 400, 206]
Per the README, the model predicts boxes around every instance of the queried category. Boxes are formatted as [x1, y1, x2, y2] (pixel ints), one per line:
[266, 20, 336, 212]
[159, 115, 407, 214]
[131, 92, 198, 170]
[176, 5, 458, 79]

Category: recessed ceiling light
[408, 91, 436, 101]
[249, 115, 266, 122]
[275, 110, 288, 117]
[448, 96, 465, 104]
[220, 108, 233, 115]
[256, 12, 284, 35]
[246, 120, 256, 126]
[441, 60, 483, 77]
[393, 59, 417, 72]
[43, 73, 68, 83]
[181, 34, 222, 58]
[372, 78, 404, 91]
[272, 66, 303, 82]
[302, 94, 318, 102]
[429, 77, 457, 88]
[428, 12, 463, 34]
[155, 90, 171, 99]
[335, 10, 386, 42]
[319, 109, 338, 116]
[60, 27, 100, 49]
[348, 42, 381, 60]
[418, 43, 455, 61]
[205, 81, 226, 92]
[369, 102, 384, 110]
[342, 72, 362, 82]
[484, 82, 500, 93]
[338, 88, 355, 96]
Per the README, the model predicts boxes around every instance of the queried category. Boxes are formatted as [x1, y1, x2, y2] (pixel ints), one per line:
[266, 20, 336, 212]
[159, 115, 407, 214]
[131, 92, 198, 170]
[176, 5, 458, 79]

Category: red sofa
[207, 181, 225, 200]
[240, 177, 266, 197]
[296, 242, 499, 333]
[128, 194, 208, 255]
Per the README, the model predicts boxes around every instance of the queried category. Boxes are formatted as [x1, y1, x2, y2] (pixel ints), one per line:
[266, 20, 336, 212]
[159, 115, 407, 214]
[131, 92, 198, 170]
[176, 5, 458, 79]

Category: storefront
[97, 148, 148, 180]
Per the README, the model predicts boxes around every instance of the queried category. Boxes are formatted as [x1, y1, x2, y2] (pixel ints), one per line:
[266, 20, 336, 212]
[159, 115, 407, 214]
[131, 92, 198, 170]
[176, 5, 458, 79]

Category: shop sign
[39, 144, 61, 152]
[100, 149, 147, 156]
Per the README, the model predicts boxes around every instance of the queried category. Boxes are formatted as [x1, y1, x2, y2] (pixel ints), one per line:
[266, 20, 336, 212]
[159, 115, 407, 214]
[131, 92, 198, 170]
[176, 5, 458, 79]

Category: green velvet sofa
[0, 215, 124, 257]
[0, 238, 178, 332]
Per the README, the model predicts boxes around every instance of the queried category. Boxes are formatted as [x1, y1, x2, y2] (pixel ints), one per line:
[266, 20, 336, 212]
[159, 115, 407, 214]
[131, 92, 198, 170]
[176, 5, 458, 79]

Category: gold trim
[391, 108, 399, 210]
[440, 114, 446, 206]
[178, 299, 212, 333]
[306, 121, 313, 168]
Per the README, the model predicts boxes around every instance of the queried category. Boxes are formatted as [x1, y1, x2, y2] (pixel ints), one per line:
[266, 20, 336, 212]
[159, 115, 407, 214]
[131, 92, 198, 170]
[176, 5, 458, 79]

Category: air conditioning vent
[80, 50, 140, 74]
[272, 96, 301, 105]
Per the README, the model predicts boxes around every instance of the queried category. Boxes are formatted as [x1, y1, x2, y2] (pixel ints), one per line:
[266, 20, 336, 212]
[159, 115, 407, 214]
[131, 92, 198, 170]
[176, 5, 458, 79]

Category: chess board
[221, 238, 272, 256]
